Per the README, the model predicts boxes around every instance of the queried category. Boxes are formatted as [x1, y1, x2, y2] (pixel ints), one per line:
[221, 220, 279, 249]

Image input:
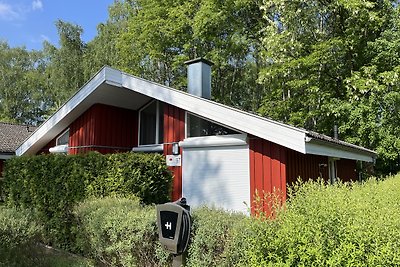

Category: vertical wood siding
[163, 103, 185, 201]
[249, 137, 287, 214]
[337, 159, 357, 182]
[69, 104, 138, 154]
[286, 150, 329, 185]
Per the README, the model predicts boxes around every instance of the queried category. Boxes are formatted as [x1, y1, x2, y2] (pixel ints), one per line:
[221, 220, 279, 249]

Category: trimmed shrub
[186, 207, 245, 267]
[3, 152, 172, 249]
[74, 197, 169, 267]
[0, 206, 43, 267]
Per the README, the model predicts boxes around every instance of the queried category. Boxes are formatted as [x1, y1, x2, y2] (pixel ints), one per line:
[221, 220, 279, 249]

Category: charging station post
[156, 198, 191, 266]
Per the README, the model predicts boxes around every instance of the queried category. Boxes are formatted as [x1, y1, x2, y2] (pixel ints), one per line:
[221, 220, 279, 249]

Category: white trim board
[0, 154, 14, 160]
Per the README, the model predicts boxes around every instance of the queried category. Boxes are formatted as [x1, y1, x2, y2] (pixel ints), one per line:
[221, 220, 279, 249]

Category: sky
[0, 0, 114, 50]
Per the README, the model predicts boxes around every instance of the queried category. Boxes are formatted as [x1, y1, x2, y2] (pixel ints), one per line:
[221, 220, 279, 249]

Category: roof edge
[16, 66, 117, 156]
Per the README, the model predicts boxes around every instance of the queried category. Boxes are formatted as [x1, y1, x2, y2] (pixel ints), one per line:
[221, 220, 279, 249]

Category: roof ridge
[0, 121, 36, 127]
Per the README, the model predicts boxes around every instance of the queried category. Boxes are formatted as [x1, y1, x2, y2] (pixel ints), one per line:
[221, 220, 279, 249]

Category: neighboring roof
[0, 122, 36, 157]
[16, 66, 376, 162]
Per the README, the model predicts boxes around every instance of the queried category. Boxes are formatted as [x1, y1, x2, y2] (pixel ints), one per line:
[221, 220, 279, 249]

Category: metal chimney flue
[185, 58, 213, 99]
[333, 124, 339, 140]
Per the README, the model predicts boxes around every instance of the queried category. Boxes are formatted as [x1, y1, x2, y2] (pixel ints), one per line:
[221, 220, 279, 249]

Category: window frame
[185, 112, 241, 138]
[56, 128, 70, 146]
[138, 100, 164, 146]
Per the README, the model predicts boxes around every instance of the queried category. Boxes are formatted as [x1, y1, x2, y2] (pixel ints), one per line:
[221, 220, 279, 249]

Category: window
[56, 129, 69, 146]
[139, 101, 164, 145]
[187, 113, 239, 137]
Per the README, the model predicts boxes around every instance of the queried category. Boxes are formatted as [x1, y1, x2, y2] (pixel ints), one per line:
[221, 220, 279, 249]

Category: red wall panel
[69, 104, 138, 154]
[163, 103, 185, 201]
[37, 138, 56, 155]
[337, 159, 357, 182]
[286, 150, 358, 184]
[249, 137, 287, 215]
[286, 150, 329, 185]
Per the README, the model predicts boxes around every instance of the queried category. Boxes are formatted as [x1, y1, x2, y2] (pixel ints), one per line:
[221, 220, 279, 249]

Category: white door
[180, 134, 250, 214]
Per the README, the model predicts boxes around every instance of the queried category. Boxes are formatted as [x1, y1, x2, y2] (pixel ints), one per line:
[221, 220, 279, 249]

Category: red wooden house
[17, 59, 376, 213]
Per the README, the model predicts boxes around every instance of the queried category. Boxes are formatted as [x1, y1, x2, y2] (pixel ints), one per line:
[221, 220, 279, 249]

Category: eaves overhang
[305, 134, 376, 162]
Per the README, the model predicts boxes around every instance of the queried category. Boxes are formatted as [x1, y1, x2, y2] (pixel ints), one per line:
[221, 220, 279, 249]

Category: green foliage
[4, 175, 399, 267]
[0, 206, 43, 267]
[0, 178, 4, 202]
[186, 207, 245, 267]
[74, 197, 169, 267]
[0, 41, 49, 124]
[3, 152, 172, 249]
[257, 0, 400, 174]
[74, 199, 247, 267]
[226, 176, 400, 266]
[113, 0, 263, 110]
[43, 20, 86, 111]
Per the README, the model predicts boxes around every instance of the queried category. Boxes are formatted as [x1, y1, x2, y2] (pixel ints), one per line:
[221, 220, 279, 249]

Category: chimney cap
[184, 57, 214, 66]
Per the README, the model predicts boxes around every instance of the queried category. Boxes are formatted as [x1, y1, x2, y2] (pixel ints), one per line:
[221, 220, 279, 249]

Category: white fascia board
[0, 154, 14, 160]
[132, 144, 164, 152]
[49, 144, 68, 154]
[305, 141, 375, 162]
[121, 73, 308, 154]
[16, 67, 123, 156]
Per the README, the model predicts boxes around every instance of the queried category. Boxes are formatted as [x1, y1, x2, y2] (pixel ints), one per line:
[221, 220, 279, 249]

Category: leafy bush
[0, 178, 4, 202]
[3, 152, 172, 249]
[186, 207, 245, 267]
[0, 206, 43, 267]
[226, 176, 400, 266]
[74, 196, 169, 267]
[74, 199, 246, 267]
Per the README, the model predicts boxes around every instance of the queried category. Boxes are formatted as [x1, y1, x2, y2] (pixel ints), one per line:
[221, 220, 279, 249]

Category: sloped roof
[0, 122, 35, 154]
[16, 66, 376, 162]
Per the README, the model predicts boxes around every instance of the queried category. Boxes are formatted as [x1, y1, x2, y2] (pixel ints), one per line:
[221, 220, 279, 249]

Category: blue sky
[0, 0, 114, 50]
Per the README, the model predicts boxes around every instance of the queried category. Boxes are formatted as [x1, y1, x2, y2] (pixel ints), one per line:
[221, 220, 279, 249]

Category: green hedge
[74, 196, 169, 267]
[3, 152, 172, 249]
[0, 206, 43, 267]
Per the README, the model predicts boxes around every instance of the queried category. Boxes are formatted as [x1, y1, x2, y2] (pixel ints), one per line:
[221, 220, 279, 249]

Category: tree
[83, 0, 137, 79]
[44, 20, 86, 111]
[114, 0, 264, 110]
[257, 0, 400, 174]
[0, 41, 48, 124]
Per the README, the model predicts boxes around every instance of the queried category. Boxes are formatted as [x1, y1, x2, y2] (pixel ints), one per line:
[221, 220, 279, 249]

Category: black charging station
[156, 198, 191, 266]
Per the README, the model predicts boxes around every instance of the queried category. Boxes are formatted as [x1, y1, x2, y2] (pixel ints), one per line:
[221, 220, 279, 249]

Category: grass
[0, 245, 94, 267]
[38, 244, 95, 267]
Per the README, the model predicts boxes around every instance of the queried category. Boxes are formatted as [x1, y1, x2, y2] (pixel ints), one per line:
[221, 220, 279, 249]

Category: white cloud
[30, 34, 51, 45]
[40, 34, 49, 42]
[0, 2, 20, 20]
[32, 0, 42, 11]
